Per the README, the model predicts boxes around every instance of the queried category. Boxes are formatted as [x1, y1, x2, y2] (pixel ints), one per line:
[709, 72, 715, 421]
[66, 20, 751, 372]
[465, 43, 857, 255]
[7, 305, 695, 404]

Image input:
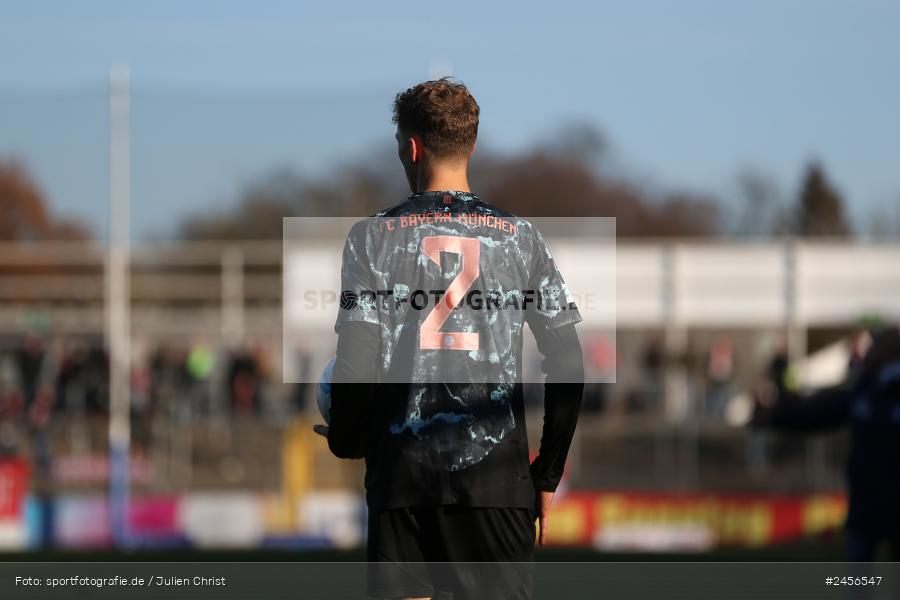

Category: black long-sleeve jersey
[327, 191, 584, 511]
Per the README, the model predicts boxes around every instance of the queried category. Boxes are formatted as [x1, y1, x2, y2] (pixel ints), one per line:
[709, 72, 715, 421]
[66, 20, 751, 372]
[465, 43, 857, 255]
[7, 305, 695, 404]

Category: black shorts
[367, 505, 535, 599]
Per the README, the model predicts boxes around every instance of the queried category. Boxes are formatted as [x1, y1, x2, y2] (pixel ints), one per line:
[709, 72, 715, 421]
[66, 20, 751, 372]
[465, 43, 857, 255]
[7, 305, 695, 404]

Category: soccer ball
[316, 356, 336, 424]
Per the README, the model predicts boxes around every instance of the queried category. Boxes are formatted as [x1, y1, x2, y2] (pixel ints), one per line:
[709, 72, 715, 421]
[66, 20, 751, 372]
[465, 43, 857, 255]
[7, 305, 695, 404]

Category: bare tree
[733, 168, 781, 238]
[181, 126, 721, 239]
[0, 160, 89, 241]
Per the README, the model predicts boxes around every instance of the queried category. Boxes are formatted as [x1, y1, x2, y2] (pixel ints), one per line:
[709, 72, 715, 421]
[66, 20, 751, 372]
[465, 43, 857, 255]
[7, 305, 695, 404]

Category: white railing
[1, 239, 899, 337]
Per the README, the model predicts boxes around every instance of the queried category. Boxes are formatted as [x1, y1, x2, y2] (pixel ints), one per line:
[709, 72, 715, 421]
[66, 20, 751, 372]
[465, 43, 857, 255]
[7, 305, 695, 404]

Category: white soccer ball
[316, 356, 336, 424]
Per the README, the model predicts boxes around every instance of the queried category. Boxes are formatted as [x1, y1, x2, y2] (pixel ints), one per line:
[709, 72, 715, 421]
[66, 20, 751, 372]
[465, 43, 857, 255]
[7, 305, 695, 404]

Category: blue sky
[1, 1, 898, 238]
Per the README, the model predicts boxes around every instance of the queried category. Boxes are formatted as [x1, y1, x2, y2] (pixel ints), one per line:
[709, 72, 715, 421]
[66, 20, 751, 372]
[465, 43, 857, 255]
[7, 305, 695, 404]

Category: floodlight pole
[108, 63, 132, 547]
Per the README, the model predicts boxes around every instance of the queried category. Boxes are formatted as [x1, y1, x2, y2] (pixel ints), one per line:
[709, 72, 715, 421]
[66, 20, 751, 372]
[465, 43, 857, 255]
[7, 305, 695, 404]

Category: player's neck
[416, 166, 471, 194]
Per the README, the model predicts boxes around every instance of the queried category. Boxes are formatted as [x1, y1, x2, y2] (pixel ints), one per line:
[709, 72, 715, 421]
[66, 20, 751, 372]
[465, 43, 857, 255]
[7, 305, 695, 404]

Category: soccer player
[314, 78, 584, 599]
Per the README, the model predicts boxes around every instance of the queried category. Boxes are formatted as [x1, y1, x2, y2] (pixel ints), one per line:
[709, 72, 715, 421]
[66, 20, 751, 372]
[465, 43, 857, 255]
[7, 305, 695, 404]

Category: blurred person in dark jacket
[14, 331, 59, 548]
[227, 348, 260, 414]
[753, 326, 900, 561]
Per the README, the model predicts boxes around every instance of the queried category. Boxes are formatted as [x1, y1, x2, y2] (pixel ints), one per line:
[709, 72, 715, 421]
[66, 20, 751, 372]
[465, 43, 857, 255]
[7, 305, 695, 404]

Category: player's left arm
[529, 323, 584, 491]
[528, 323, 584, 545]
[525, 226, 586, 543]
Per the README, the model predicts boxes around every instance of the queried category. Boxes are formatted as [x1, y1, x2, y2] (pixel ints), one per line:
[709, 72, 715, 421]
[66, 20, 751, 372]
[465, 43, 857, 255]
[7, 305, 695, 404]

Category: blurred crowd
[0, 328, 774, 453]
[0, 327, 869, 504]
[0, 332, 309, 458]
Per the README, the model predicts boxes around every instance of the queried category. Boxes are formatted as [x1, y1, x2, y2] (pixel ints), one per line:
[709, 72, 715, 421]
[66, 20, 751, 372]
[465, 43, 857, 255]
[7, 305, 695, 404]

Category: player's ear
[409, 136, 421, 164]
[471, 141, 477, 156]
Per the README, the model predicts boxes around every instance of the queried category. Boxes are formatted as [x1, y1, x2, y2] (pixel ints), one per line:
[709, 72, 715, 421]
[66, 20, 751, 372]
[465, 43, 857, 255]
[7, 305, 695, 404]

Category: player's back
[336, 190, 579, 509]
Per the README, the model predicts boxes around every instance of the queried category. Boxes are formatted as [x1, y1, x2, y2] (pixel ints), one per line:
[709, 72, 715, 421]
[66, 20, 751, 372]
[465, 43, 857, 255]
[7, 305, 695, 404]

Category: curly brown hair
[392, 78, 480, 160]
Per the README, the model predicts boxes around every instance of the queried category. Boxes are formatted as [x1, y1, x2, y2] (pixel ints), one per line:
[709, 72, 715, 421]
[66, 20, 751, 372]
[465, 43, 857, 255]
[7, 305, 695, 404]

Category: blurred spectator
[582, 334, 616, 413]
[56, 339, 108, 415]
[16, 333, 48, 411]
[704, 336, 735, 419]
[0, 351, 24, 456]
[291, 352, 312, 413]
[149, 345, 187, 415]
[628, 335, 665, 414]
[14, 331, 58, 548]
[227, 348, 260, 414]
[753, 326, 900, 561]
[184, 342, 216, 416]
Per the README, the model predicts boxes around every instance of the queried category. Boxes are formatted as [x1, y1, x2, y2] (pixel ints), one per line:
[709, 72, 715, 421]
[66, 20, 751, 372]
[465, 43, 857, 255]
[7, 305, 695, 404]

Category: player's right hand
[535, 490, 554, 545]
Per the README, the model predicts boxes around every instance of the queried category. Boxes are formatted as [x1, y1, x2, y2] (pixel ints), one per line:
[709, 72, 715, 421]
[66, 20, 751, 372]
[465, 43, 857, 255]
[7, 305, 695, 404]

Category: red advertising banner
[0, 458, 28, 522]
[546, 491, 847, 550]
